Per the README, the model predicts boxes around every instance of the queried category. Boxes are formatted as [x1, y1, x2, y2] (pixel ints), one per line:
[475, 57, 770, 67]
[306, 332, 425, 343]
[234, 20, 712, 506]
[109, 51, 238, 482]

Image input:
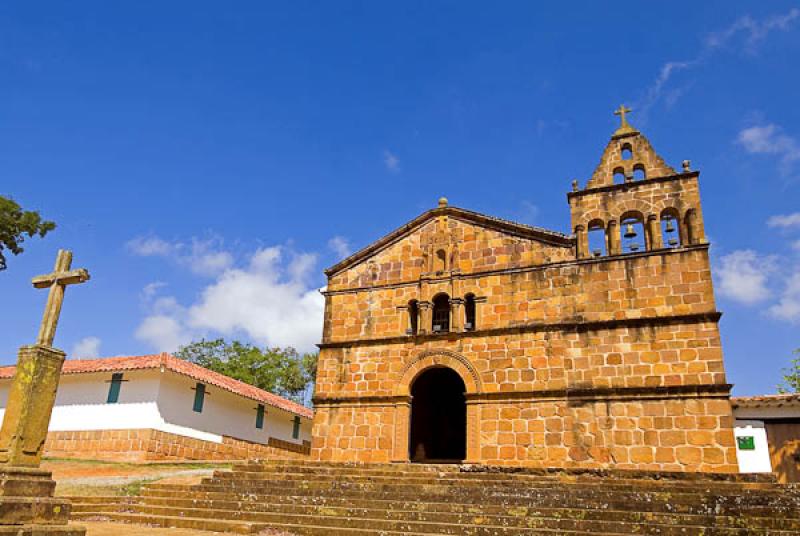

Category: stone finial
[438, 197, 448, 208]
[571, 179, 579, 192]
[682, 160, 691, 172]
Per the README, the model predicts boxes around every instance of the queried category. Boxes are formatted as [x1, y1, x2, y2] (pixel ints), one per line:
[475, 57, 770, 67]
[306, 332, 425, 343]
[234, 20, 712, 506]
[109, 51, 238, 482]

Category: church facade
[311, 110, 738, 472]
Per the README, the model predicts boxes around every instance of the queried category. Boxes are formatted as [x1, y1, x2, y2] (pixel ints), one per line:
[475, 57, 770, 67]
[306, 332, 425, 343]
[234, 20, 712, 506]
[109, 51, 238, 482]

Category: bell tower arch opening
[409, 367, 466, 463]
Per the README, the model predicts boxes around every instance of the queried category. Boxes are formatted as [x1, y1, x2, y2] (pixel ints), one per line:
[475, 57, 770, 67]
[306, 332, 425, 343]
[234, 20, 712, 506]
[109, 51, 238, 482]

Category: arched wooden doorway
[409, 367, 466, 462]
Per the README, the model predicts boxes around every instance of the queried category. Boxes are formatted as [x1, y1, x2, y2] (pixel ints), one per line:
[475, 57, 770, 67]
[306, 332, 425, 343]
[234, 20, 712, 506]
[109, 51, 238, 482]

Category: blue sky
[1, 2, 798, 396]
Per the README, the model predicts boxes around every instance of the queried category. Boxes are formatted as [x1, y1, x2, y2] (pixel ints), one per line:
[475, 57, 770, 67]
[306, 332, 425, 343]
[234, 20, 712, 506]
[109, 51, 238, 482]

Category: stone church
[311, 109, 738, 472]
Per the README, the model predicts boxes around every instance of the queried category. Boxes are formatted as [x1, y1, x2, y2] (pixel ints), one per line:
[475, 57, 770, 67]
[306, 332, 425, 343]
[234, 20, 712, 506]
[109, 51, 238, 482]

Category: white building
[732, 393, 800, 483]
[0, 353, 313, 462]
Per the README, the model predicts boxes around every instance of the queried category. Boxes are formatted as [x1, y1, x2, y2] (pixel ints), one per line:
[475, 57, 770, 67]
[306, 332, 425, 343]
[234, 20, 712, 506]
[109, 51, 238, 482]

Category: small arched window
[613, 167, 625, 184]
[660, 209, 681, 248]
[464, 294, 476, 331]
[621, 144, 633, 160]
[434, 249, 447, 272]
[587, 219, 606, 257]
[633, 164, 646, 181]
[620, 212, 646, 253]
[407, 300, 419, 335]
[432, 293, 450, 333]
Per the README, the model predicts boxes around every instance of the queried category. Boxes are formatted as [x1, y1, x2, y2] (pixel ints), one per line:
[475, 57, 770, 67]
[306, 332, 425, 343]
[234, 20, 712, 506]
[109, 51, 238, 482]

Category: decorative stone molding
[395, 350, 482, 396]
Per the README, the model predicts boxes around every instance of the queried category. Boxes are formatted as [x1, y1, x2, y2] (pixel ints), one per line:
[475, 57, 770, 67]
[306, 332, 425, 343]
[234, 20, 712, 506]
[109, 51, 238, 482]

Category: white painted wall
[0, 370, 162, 433]
[0, 367, 312, 447]
[156, 372, 311, 445]
[734, 419, 772, 473]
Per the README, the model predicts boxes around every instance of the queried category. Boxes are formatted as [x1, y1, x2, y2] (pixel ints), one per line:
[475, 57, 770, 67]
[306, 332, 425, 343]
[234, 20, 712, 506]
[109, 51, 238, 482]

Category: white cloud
[639, 8, 800, 117]
[716, 250, 776, 304]
[135, 315, 191, 352]
[707, 9, 800, 50]
[71, 336, 102, 359]
[141, 281, 167, 301]
[767, 212, 800, 228]
[328, 236, 351, 259]
[737, 124, 800, 173]
[126, 236, 173, 256]
[383, 150, 400, 173]
[768, 272, 800, 323]
[126, 235, 234, 277]
[134, 245, 324, 353]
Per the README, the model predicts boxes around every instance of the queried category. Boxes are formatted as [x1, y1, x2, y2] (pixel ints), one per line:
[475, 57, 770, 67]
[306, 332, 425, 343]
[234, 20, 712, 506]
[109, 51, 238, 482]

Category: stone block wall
[475, 397, 736, 472]
[321, 246, 715, 348]
[44, 428, 310, 462]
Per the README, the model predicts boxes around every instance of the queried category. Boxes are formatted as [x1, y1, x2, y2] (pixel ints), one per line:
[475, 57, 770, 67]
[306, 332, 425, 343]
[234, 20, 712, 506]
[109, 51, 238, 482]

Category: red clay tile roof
[731, 393, 800, 409]
[0, 353, 313, 419]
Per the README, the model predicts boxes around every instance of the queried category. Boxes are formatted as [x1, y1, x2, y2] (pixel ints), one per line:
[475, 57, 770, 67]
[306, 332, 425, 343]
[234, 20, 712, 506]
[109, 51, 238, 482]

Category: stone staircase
[68, 460, 800, 535]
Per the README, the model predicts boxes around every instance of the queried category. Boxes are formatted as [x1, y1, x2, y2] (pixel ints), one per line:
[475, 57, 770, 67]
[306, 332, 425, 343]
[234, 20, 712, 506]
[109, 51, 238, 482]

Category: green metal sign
[737, 436, 755, 451]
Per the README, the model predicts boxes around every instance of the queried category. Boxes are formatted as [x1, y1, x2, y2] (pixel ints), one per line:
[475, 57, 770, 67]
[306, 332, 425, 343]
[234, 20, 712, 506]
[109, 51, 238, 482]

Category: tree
[0, 195, 56, 271]
[175, 338, 318, 403]
[777, 348, 800, 394]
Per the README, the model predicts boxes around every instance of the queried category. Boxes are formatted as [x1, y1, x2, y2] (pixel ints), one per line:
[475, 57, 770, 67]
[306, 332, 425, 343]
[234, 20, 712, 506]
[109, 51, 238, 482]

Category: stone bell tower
[570, 105, 707, 259]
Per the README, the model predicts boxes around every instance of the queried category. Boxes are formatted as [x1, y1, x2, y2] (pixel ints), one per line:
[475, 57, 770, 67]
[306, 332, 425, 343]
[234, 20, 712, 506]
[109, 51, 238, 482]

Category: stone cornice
[567, 171, 700, 201]
[322, 243, 710, 296]
[312, 383, 732, 407]
[317, 311, 723, 350]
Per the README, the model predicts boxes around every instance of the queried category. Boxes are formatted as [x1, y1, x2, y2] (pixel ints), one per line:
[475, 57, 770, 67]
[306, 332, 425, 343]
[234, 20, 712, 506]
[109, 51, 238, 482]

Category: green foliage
[0, 195, 56, 271]
[777, 349, 800, 394]
[175, 338, 317, 403]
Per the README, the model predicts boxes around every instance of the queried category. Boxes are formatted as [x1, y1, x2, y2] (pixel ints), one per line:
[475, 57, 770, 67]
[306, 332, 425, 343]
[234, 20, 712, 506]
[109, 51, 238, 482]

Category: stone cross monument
[0, 249, 88, 535]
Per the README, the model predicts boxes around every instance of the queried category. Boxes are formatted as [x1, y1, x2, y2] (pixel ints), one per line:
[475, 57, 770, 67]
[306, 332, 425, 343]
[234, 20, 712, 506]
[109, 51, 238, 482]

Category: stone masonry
[311, 111, 738, 472]
[43, 429, 311, 463]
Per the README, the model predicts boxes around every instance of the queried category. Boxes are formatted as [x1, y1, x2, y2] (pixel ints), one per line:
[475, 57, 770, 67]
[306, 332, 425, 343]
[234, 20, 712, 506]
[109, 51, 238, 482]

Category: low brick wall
[44, 429, 311, 462]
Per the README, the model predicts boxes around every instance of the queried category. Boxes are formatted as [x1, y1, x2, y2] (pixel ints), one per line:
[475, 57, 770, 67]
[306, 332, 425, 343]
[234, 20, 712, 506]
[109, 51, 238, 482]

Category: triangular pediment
[585, 111, 677, 189]
[325, 205, 573, 278]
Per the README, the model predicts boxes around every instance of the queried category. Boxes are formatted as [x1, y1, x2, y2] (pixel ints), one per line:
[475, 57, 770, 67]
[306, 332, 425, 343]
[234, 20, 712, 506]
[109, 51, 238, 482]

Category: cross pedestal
[0, 250, 88, 535]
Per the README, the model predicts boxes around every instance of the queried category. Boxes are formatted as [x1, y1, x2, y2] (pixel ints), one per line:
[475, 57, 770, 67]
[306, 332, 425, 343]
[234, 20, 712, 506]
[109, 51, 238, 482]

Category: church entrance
[409, 367, 466, 462]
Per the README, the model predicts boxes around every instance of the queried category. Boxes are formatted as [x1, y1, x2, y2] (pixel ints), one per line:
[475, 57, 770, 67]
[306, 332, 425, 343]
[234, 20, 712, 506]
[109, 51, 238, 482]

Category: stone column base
[0, 466, 84, 535]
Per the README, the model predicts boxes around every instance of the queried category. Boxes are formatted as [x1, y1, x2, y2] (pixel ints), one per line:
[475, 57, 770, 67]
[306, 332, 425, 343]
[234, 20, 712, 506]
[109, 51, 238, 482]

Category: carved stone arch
[618, 199, 656, 216]
[396, 350, 482, 396]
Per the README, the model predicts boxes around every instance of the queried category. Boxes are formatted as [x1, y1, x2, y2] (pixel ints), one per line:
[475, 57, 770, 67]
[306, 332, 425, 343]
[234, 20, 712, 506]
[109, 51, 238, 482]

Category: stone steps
[75, 490, 800, 522]
[68, 495, 800, 532]
[211, 469, 781, 491]
[128, 491, 800, 519]
[202, 473, 786, 497]
[0, 526, 85, 536]
[143, 480, 799, 510]
[70, 512, 255, 534]
[71, 511, 605, 536]
[67, 461, 800, 535]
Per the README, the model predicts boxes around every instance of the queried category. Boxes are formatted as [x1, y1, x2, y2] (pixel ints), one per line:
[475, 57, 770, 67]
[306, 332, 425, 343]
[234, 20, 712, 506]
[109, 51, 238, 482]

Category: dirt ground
[42, 458, 228, 496]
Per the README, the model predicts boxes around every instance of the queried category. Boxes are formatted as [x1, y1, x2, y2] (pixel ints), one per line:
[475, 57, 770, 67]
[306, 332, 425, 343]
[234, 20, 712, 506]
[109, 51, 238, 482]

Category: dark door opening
[409, 367, 466, 462]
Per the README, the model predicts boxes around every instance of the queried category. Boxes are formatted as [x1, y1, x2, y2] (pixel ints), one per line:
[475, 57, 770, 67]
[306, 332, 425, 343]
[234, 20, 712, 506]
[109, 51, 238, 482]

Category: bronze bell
[665, 218, 675, 233]
[623, 223, 637, 239]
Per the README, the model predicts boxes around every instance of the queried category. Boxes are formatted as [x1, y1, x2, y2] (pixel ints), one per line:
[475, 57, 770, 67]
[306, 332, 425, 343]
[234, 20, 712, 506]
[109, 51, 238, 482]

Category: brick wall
[44, 428, 310, 462]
